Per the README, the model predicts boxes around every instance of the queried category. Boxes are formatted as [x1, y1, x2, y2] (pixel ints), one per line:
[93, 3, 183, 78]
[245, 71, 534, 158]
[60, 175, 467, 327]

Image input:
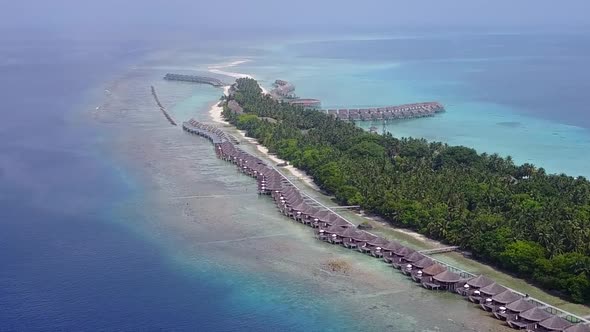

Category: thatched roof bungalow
[537, 315, 573, 331]
[470, 282, 507, 303]
[391, 247, 416, 268]
[481, 290, 521, 312]
[428, 270, 461, 290]
[457, 274, 495, 296]
[565, 324, 590, 332]
[412, 257, 435, 269]
[493, 298, 535, 321]
[508, 307, 553, 330]
[414, 263, 446, 283]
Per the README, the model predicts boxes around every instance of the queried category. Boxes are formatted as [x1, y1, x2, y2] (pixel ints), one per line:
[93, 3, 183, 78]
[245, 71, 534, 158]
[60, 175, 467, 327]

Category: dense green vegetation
[223, 78, 590, 304]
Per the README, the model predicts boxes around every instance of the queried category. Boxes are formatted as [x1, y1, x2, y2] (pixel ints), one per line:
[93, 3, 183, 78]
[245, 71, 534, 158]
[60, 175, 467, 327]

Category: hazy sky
[3, 0, 589, 34]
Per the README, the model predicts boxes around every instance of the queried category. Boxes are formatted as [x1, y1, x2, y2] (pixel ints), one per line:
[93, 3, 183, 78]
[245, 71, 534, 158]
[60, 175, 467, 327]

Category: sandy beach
[208, 60, 269, 94]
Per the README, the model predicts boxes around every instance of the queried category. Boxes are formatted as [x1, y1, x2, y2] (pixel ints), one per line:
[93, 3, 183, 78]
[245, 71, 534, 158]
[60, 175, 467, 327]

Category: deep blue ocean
[0, 35, 356, 331]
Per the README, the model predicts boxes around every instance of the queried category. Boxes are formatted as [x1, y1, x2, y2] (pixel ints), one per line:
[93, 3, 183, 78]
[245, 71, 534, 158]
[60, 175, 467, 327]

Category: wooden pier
[325, 102, 445, 121]
[181, 117, 590, 329]
[419, 246, 460, 255]
[164, 73, 226, 87]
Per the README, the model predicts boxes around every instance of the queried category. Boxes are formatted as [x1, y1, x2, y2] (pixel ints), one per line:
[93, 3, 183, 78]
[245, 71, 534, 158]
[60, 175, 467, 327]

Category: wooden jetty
[164, 73, 226, 87]
[181, 116, 590, 330]
[324, 102, 445, 121]
[418, 246, 459, 255]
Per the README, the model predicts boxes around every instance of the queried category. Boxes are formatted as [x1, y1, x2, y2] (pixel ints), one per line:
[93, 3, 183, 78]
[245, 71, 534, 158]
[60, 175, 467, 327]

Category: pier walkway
[418, 246, 460, 255]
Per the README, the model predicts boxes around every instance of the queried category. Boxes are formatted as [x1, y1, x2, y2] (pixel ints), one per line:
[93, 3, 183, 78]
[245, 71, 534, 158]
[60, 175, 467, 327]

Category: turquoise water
[230, 32, 590, 177]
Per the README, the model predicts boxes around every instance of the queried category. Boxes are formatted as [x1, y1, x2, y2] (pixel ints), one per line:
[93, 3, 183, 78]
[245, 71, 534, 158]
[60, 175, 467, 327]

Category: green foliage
[222, 77, 590, 304]
[500, 240, 546, 276]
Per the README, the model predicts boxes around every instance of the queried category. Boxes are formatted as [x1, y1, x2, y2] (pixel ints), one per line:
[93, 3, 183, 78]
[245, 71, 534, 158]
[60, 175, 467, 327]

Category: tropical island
[221, 77, 590, 305]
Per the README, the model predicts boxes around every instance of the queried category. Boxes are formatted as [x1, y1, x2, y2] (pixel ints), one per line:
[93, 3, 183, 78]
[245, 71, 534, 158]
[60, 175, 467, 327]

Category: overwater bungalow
[425, 270, 461, 291]
[341, 228, 361, 249]
[351, 231, 378, 252]
[282, 192, 303, 205]
[310, 209, 331, 221]
[565, 324, 590, 332]
[327, 233, 343, 245]
[381, 241, 404, 263]
[401, 251, 425, 264]
[365, 237, 389, 258]
[456, 274, 495, 296]
[360, 109, 371, 120]
[319, 225, 348, 240]
[493, 298, 535, 321]
[535, 315, 573, 331]
[324, 213, 349, 227]
[469, 282, 507, 304]
[480, 290, 521, 312]
[288, 98, 322, 109]
[290, 202, 312, 221]
[405, 256, 435, 276]
[507, 307, 553, 330]
[336, 227, 358, 249]
[371, 110, 383, 120]
[301, 207, 322, 224]
[349, 109, 360, 120]
[391, 247, 416, 269]
[316, 229, 328, 241]
[413, 263, 446, 283]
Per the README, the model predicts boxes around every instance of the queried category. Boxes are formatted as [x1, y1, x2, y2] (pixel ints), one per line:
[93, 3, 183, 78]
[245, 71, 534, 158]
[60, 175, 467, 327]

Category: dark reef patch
[497, 121, 522, 128]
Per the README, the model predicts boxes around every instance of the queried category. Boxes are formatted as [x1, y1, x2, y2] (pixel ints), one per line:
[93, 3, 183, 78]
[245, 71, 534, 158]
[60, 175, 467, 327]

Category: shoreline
[202, 63, 590, 317]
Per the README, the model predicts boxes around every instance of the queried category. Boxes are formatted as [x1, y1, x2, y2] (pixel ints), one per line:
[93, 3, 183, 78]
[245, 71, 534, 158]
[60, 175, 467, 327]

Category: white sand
[208, 86, 231, 124]
[207, 59, 269, 94]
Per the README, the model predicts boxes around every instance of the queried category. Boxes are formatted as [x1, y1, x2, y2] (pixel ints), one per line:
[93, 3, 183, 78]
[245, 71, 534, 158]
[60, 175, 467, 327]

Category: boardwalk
[419, 246, 460, 255]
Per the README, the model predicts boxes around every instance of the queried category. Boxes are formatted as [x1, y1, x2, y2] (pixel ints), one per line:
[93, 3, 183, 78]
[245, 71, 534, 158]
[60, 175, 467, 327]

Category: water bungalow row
[150, 86, 177, 126]
[181, 119, 589, 332]
[324, 102, 445, 121]
[163, 73, 226, 87]
[287, 98, 322, 109]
